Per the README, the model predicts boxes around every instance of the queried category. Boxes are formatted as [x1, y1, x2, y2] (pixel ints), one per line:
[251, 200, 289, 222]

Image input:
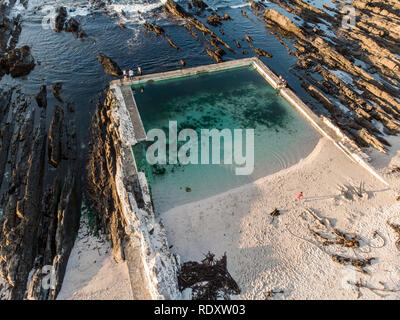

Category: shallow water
[1, 0, 336, 208]
[132, 67, 320, 213]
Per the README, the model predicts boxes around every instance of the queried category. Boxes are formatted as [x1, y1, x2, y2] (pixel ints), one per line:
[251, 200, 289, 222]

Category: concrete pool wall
[108, 57, 388, 299]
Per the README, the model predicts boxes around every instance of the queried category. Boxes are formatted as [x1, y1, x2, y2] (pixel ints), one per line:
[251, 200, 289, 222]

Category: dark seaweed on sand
[178, 252, 240, 300]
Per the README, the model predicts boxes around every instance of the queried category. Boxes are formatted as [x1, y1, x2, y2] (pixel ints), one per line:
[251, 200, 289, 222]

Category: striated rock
[263, 9, 304, 37]
[249, 44, 272, 58]
[164, 0, 235, 55]
[206, 48, 223, 63]
[35, 85, 47, 109]
[164, 0, 191, 19]
[166, 36, 180, 50]
[97, 54, 122, 77]
[0, 2, 82, 301]
[250, 0, 265, 12]
[245, 35, 254, 42]
[48, 106, 63, 168]
[143, 23, 165, 36]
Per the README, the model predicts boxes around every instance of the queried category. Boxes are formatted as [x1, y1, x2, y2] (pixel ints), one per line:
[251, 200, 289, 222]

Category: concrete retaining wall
[110, 57, 388, 299]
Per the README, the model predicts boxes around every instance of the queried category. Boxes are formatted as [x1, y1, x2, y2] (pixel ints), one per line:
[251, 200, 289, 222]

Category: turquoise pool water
[132, 67, 320, 214]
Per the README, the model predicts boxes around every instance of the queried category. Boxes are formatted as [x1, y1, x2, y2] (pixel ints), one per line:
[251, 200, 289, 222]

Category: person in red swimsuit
[297, 192, 304, 201]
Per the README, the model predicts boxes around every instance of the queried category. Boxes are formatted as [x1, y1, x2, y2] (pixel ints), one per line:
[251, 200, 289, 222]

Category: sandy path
[161, 138, 400, 300]
[57, 216, 133, 300]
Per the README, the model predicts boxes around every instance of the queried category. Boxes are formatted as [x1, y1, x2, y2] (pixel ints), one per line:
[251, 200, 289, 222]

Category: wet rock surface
[0, 0, 400, 301]
[54, 7, 68, 32]
[246, 0, 400, 153]
[97, 54, 122, 77]
[0, 46, 35, 78]
[0, 1, 81, 300]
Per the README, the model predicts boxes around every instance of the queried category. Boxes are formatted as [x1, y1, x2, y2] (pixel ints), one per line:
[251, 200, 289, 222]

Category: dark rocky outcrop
[0, 4, 81, 298]
[64, 18, 87, 39]
[249, 0, 400, 152]
[64, 18, 80, 34]
[97, 54, 122, 77]
[54, 7, 68, 32]
[35, 85, 47, 109]
[163, 0, 235, 63]
[206, 14, 231, 27]
[51, 82, 63, 103]
[87, 93, 130, 261]
[0, 89, 81, 299]
[191, 0, 208, 10]
[249, 44, 272, 58]
[0, 46, 35, 78]
[143, 23, 179, 50]
[48, 106, 64, 168]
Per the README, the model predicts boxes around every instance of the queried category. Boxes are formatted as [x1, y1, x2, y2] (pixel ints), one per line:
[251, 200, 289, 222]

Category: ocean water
[132, 67, 320, 213]
[2, 0, 334, 203]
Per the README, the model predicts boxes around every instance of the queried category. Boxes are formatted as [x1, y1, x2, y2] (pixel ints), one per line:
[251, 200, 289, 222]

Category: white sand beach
[59, 136, 400, 300]
[57, 217, 133, 300]
[161, 137, 400, 300]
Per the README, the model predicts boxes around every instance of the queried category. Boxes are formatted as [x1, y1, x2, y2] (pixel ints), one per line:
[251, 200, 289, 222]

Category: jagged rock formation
[143, 23, 180, 50]
[0, 1, 81, 300]
[247, 0, 400, 152]
[35, 85, 47, 109]
[191, 0, 208, 10]
[97, 54, 122, 77]
[163, 0, 235, 63]
[0, 2, 32, 80]
[53, 6, 86, 39]
[87, 90, 180, 299]
[206, 14, 231, 27]
[87, 94, 128, 262]
[54, 7, 68, 32]
[0, 46, 35, 78]
[0, 87, 81, 300]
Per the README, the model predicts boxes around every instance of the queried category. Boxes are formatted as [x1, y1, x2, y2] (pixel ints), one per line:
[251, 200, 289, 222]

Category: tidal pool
[132, 66, 320, 214]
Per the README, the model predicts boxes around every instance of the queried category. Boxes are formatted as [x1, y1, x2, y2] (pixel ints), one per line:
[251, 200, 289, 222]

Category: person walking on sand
[297, 192, 304, 201]
[122, 69, 127, 81]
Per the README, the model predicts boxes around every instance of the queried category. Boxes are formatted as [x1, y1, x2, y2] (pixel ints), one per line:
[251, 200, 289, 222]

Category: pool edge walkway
[107, 57, 390, 300]
[111, 57, 388, 187]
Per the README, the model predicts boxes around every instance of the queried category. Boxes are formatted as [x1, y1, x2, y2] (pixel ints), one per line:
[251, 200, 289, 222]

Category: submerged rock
[191, 0, 208, 9]
[249, 44, 272, 58]
[206, 14, 231, 27]
[35, 85, 47, 108]
[51, 82, 63, 103]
